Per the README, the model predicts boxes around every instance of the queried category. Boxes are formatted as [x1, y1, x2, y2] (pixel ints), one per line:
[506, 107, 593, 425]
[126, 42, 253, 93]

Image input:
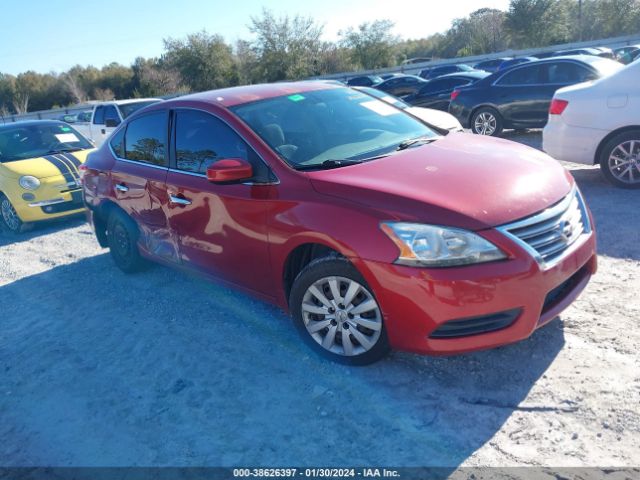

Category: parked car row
[448, 55, 624, 135]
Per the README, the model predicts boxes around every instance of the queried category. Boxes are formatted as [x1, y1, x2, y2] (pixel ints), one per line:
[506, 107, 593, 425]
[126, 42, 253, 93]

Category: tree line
[1, 0, 639, 115]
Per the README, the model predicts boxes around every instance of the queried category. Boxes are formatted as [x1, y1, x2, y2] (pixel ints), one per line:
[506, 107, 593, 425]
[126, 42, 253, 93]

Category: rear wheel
[471, 107, 503, 136]
[0, 194, 30, 233]
[290, 257, 390, 365]
[107, 210, 147, 273]
[599, 130, 640, 189]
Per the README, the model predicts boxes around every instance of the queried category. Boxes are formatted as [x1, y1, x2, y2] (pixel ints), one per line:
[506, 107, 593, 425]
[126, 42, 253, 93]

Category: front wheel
[471, 107, 503, 136]
[599, 130, 640, 189]
[289, 257, 390, 365]
[0, 194, 30, 234]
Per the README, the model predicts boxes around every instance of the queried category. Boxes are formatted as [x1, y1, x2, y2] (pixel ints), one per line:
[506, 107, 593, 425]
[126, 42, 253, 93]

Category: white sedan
[353, 86, 464, 132]
[543, 60, 640, 188]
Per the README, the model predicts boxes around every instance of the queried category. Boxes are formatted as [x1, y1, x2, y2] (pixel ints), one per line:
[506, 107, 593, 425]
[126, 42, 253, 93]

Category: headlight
[381, 222, 506, 267]
[19, 175, 41, 190]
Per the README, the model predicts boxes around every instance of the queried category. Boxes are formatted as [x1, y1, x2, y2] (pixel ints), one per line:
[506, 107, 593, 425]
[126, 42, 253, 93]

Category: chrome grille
[498, 188, 591, 269]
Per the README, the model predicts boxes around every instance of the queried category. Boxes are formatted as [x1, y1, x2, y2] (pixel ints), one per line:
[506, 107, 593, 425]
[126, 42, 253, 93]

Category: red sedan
[82, 82, 596, 365]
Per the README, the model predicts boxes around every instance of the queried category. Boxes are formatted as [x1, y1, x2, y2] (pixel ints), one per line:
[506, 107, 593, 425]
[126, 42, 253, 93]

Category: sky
[0, 0, 510, 75]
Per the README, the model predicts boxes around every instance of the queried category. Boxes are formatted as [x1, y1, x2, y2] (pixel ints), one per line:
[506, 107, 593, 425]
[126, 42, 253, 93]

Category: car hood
[0, 150, 91, 179]
[406, 107, 463, 131]
[308, 133, 573, 230]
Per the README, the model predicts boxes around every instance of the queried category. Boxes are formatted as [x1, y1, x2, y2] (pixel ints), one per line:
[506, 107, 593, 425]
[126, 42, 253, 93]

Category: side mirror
[206, 158, 253, 183]
[105, 118, 120, 128]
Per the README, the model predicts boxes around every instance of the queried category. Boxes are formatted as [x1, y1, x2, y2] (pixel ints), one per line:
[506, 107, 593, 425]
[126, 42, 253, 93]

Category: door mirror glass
[206, 158, 253, 183]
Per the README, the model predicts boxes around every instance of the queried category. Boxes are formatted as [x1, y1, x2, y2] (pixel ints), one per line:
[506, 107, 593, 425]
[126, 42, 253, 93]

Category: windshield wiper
[396, 136, 437, 151]
[295, 159, 364, 171]
[45, 147, 84, 154]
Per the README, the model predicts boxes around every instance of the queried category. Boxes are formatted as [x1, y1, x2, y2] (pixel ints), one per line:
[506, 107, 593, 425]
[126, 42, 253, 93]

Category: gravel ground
[0, 131, 638, 470]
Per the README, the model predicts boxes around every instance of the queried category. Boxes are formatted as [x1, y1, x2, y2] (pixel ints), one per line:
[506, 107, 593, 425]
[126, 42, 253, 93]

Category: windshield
[118, 100, 160, 119]
[231, 88, 437, 169]
[0, 123, 92, 163]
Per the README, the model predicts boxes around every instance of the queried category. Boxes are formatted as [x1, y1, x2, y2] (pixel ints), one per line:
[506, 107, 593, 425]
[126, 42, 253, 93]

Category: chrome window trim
[110, 153, 169, 171]
[496, 186, 592, 270]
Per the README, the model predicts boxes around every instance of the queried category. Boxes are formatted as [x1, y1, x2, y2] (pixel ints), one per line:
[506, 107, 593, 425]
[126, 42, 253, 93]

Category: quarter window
[174, 110, 271, 182]
[546, 62, 596, 84]
[124, 111, 168, 166]
[109, 127, 125, 158]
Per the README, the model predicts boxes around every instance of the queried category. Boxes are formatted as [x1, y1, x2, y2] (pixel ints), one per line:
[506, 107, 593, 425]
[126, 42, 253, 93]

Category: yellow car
[0, 120, 94, 233]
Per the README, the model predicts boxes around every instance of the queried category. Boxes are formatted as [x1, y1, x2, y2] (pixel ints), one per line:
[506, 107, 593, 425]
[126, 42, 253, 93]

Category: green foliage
[505, 0, 571, 47]
[247, 8, 325, 82]
[163, 31, 238, 91]
[568, 0, 640, 41]
[339, 20, 399, 69]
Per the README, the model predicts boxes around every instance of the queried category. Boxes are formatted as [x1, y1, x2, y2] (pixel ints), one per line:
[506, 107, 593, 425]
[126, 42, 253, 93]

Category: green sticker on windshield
[61, 126, 71, 131]
[288, 94, 305, 102]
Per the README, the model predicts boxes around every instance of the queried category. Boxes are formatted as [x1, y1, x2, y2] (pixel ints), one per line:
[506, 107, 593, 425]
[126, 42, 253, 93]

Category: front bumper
[9, 176, 85, 222]
[355, 228, 596, 355]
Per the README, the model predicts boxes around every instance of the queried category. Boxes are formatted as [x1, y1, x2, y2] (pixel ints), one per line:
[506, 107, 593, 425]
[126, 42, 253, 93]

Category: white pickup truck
[73, 98, 161, 146]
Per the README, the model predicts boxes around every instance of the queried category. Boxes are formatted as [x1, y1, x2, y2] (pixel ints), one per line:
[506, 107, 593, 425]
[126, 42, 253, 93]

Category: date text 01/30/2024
[232, 468, 400, 478]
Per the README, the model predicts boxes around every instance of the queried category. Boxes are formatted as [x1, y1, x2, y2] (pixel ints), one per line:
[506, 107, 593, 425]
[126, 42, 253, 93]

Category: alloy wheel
[1, 197, 21, 232]
[301, 276, 382, 357]
[474, 112, 497, 135]
[608, 140, 640, 185]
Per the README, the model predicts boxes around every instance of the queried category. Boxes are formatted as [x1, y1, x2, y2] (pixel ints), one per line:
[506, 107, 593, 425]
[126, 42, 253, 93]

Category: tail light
[450, 90, 460, 101]
[78, 164, 88, 184]
[549, 99, 569, 115]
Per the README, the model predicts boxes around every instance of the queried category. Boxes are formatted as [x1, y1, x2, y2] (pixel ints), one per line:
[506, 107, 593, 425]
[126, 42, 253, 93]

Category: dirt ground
[0, 131, 638, 470]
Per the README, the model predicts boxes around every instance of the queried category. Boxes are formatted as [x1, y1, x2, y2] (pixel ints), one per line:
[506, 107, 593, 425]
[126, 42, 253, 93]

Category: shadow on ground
[0, 255, 565, 468]
[0, 215, 86, 247]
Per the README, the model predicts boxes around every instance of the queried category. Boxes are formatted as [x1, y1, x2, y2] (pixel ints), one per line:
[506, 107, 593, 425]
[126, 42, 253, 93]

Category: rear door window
[124, 111, 168, 166]
[496, 65, 544, 85]
[104, 105, 121, 125]
[93, 106, 105, 125]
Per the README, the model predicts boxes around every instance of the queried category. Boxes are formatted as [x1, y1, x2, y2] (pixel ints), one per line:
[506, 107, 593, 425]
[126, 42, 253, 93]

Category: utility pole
[578, 0, 583, 42]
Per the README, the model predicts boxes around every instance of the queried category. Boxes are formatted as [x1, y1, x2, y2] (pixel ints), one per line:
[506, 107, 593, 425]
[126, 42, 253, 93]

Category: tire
[0, 194, 31, 234]
[599, 129, 640, 189]
[289, 256, 390, 365]
[106, 209, 147, 273]
[471, 107, 503, 136]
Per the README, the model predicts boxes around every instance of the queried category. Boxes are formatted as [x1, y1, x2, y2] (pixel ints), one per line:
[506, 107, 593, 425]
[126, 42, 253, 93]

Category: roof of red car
[173, 81, 340, 108]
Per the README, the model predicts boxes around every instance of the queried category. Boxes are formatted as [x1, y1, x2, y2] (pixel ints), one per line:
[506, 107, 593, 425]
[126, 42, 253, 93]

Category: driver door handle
[115, 183, 129, 192]
[169, 194, 192, 206]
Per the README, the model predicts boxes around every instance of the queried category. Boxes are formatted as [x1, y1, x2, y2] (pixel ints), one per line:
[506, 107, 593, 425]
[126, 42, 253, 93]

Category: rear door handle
[115, 183, 129, 192]
[169, 194, 192, 206]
